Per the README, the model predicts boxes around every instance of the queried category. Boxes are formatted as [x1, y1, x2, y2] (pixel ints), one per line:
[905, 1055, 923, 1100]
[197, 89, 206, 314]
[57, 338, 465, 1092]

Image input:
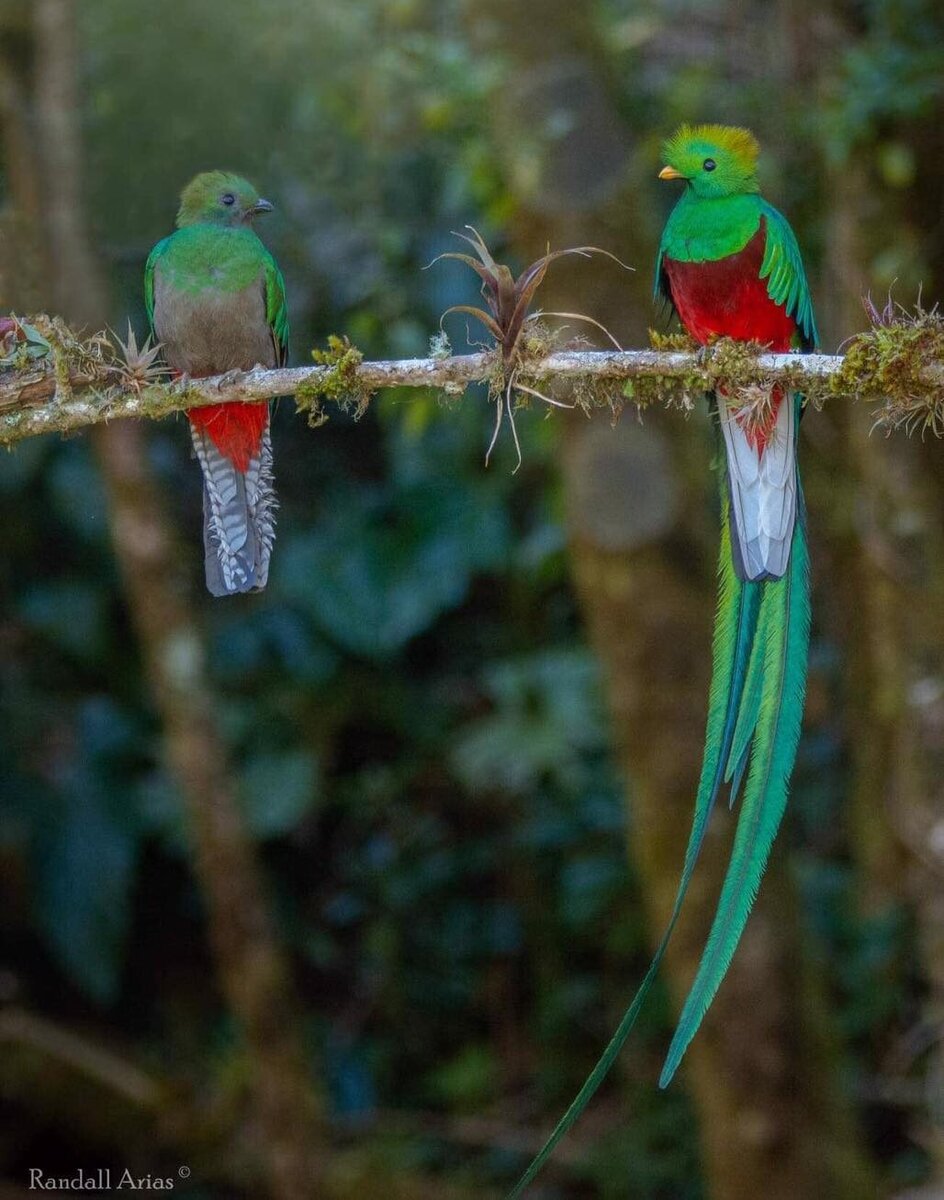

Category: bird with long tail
[508, 125, 816, 1197]
[145, 171, 288, 596]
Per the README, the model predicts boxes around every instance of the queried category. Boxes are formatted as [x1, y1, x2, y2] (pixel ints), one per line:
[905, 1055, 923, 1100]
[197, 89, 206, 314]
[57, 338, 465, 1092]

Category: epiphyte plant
[432, 226, 630, 470]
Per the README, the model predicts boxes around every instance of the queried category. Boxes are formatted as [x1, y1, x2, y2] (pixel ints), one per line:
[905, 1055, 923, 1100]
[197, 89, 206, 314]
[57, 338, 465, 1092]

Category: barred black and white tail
[189, 416, 276, 596]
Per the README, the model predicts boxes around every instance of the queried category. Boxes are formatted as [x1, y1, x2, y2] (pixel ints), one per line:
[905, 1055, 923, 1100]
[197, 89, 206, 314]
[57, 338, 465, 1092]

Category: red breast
[663, 222, 797, 453]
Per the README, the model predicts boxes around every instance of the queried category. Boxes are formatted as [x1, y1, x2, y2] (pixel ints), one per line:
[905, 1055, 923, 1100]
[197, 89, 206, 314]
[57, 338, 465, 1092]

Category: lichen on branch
[296, 334, 369, 426]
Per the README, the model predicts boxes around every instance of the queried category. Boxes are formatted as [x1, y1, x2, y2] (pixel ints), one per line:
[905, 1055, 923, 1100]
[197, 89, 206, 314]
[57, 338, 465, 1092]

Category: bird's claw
[215, 368, 242, 392]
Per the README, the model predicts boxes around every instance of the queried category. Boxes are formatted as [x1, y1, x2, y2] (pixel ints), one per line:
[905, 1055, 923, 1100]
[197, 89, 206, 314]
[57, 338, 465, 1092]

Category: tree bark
[823, 151, 944, 1184]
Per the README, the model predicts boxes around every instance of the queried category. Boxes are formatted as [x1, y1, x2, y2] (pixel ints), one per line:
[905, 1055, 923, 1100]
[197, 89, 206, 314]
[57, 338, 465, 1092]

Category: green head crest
[176, 171, 274, 228]
[659, 125, 760, 197]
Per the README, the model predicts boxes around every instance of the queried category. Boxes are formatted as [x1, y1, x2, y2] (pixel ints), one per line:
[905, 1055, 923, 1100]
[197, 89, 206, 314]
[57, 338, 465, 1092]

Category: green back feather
[659, 510, 811, 1086]
[143, 240, 164, 327]
[722, 583, 768, 785]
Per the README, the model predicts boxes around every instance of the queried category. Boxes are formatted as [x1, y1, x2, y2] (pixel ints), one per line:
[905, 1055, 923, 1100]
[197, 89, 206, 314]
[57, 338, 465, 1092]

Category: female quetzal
[145, 171, 288, 595]
[508, 125, 816, 1197]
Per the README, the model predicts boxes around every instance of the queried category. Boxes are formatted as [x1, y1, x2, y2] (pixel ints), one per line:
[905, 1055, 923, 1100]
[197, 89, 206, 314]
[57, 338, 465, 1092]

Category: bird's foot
[215, 368, 243, 392]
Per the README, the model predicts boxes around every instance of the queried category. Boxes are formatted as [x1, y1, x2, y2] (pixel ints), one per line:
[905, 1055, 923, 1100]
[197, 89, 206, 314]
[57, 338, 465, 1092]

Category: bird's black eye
[703, 158, 717, 172]
[221, 193, 236, 206]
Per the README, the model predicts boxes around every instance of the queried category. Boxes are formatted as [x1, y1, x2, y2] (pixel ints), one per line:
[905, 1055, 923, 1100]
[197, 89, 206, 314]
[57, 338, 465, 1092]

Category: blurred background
[2, 0, 944, 1196]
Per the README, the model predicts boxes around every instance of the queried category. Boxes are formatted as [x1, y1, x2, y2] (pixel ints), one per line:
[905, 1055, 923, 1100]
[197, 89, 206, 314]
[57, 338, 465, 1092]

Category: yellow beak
[658, 165, 684, 180]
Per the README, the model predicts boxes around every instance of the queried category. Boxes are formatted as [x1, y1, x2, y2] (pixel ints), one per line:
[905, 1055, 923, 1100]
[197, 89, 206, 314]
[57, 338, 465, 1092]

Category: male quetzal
[508, 125, 816, 1197]
[145, 171, 288, 595]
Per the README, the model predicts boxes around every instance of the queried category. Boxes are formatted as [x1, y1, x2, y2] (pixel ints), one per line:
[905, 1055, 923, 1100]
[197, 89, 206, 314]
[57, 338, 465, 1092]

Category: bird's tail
[720, 387, 798, 582]
[506, 410, 810, 1198]
[659, 475, 809, 1083]
[188, 402, 275, 596]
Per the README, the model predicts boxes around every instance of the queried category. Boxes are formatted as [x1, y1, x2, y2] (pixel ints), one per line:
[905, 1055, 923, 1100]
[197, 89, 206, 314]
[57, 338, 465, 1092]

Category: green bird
[145, 171, 289, 595]
[508, 125, 815, 1197]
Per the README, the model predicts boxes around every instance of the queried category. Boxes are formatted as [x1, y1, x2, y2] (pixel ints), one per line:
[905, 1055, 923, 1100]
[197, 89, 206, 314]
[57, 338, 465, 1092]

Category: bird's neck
[663, 190, 762, 263]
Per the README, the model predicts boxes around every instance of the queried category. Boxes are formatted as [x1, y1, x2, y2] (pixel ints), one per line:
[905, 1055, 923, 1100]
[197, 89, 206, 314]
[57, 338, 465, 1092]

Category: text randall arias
[28, 1167, 192, 1190]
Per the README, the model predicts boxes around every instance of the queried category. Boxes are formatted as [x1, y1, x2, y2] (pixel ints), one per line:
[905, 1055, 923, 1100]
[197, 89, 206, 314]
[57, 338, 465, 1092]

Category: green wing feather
[653, 241, 671, 307]
[759, 204, 817, 349]
[505, 478, 761, 1200]
[659, 502, 811, 1086]
[264, 250, 290, 367]
[143, 236, 171, 332]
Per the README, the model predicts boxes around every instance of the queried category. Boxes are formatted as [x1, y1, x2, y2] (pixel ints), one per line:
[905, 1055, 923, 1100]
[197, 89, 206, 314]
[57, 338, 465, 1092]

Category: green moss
[617, 329, 701, 412]
[134, 379, 206, 422]
[648, 328, 698, 353]
[296, 334, 370, 427]
[833, 308, 944, 435]
[512, 321, 619, 416]
[623, 371, 700, 412]
[621, 332, 835, 424]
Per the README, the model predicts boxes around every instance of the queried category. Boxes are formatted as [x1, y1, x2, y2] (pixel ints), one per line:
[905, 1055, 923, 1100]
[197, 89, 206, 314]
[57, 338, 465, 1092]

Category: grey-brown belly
[153, 273, 275, 376]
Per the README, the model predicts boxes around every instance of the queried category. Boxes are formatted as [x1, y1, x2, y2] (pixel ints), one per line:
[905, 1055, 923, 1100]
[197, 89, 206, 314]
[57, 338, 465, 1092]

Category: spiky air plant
[114, 323, 166, 392]
[433, 227, 629, 469]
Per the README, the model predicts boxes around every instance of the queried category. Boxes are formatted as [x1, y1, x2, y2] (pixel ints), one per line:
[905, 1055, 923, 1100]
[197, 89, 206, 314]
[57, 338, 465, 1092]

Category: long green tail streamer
[508, 427, 811, 1193]
[505, 484, 763, 1199]
[660, 509, 810, 1085]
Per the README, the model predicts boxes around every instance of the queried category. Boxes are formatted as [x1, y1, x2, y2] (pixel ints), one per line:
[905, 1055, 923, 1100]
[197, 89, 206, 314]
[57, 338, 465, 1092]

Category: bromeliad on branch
[145, 172, 289, 596]
[509, 125, 816, 1197]
[432, 227, 629, 469]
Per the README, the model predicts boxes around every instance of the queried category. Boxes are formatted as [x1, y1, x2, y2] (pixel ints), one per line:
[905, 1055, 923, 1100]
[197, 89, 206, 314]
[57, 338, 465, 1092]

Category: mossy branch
[2, 309, 944, 446]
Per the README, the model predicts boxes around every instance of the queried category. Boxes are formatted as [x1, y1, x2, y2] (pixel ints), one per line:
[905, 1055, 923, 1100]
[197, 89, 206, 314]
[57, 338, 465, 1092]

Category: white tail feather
[719, 395, 797, 582]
